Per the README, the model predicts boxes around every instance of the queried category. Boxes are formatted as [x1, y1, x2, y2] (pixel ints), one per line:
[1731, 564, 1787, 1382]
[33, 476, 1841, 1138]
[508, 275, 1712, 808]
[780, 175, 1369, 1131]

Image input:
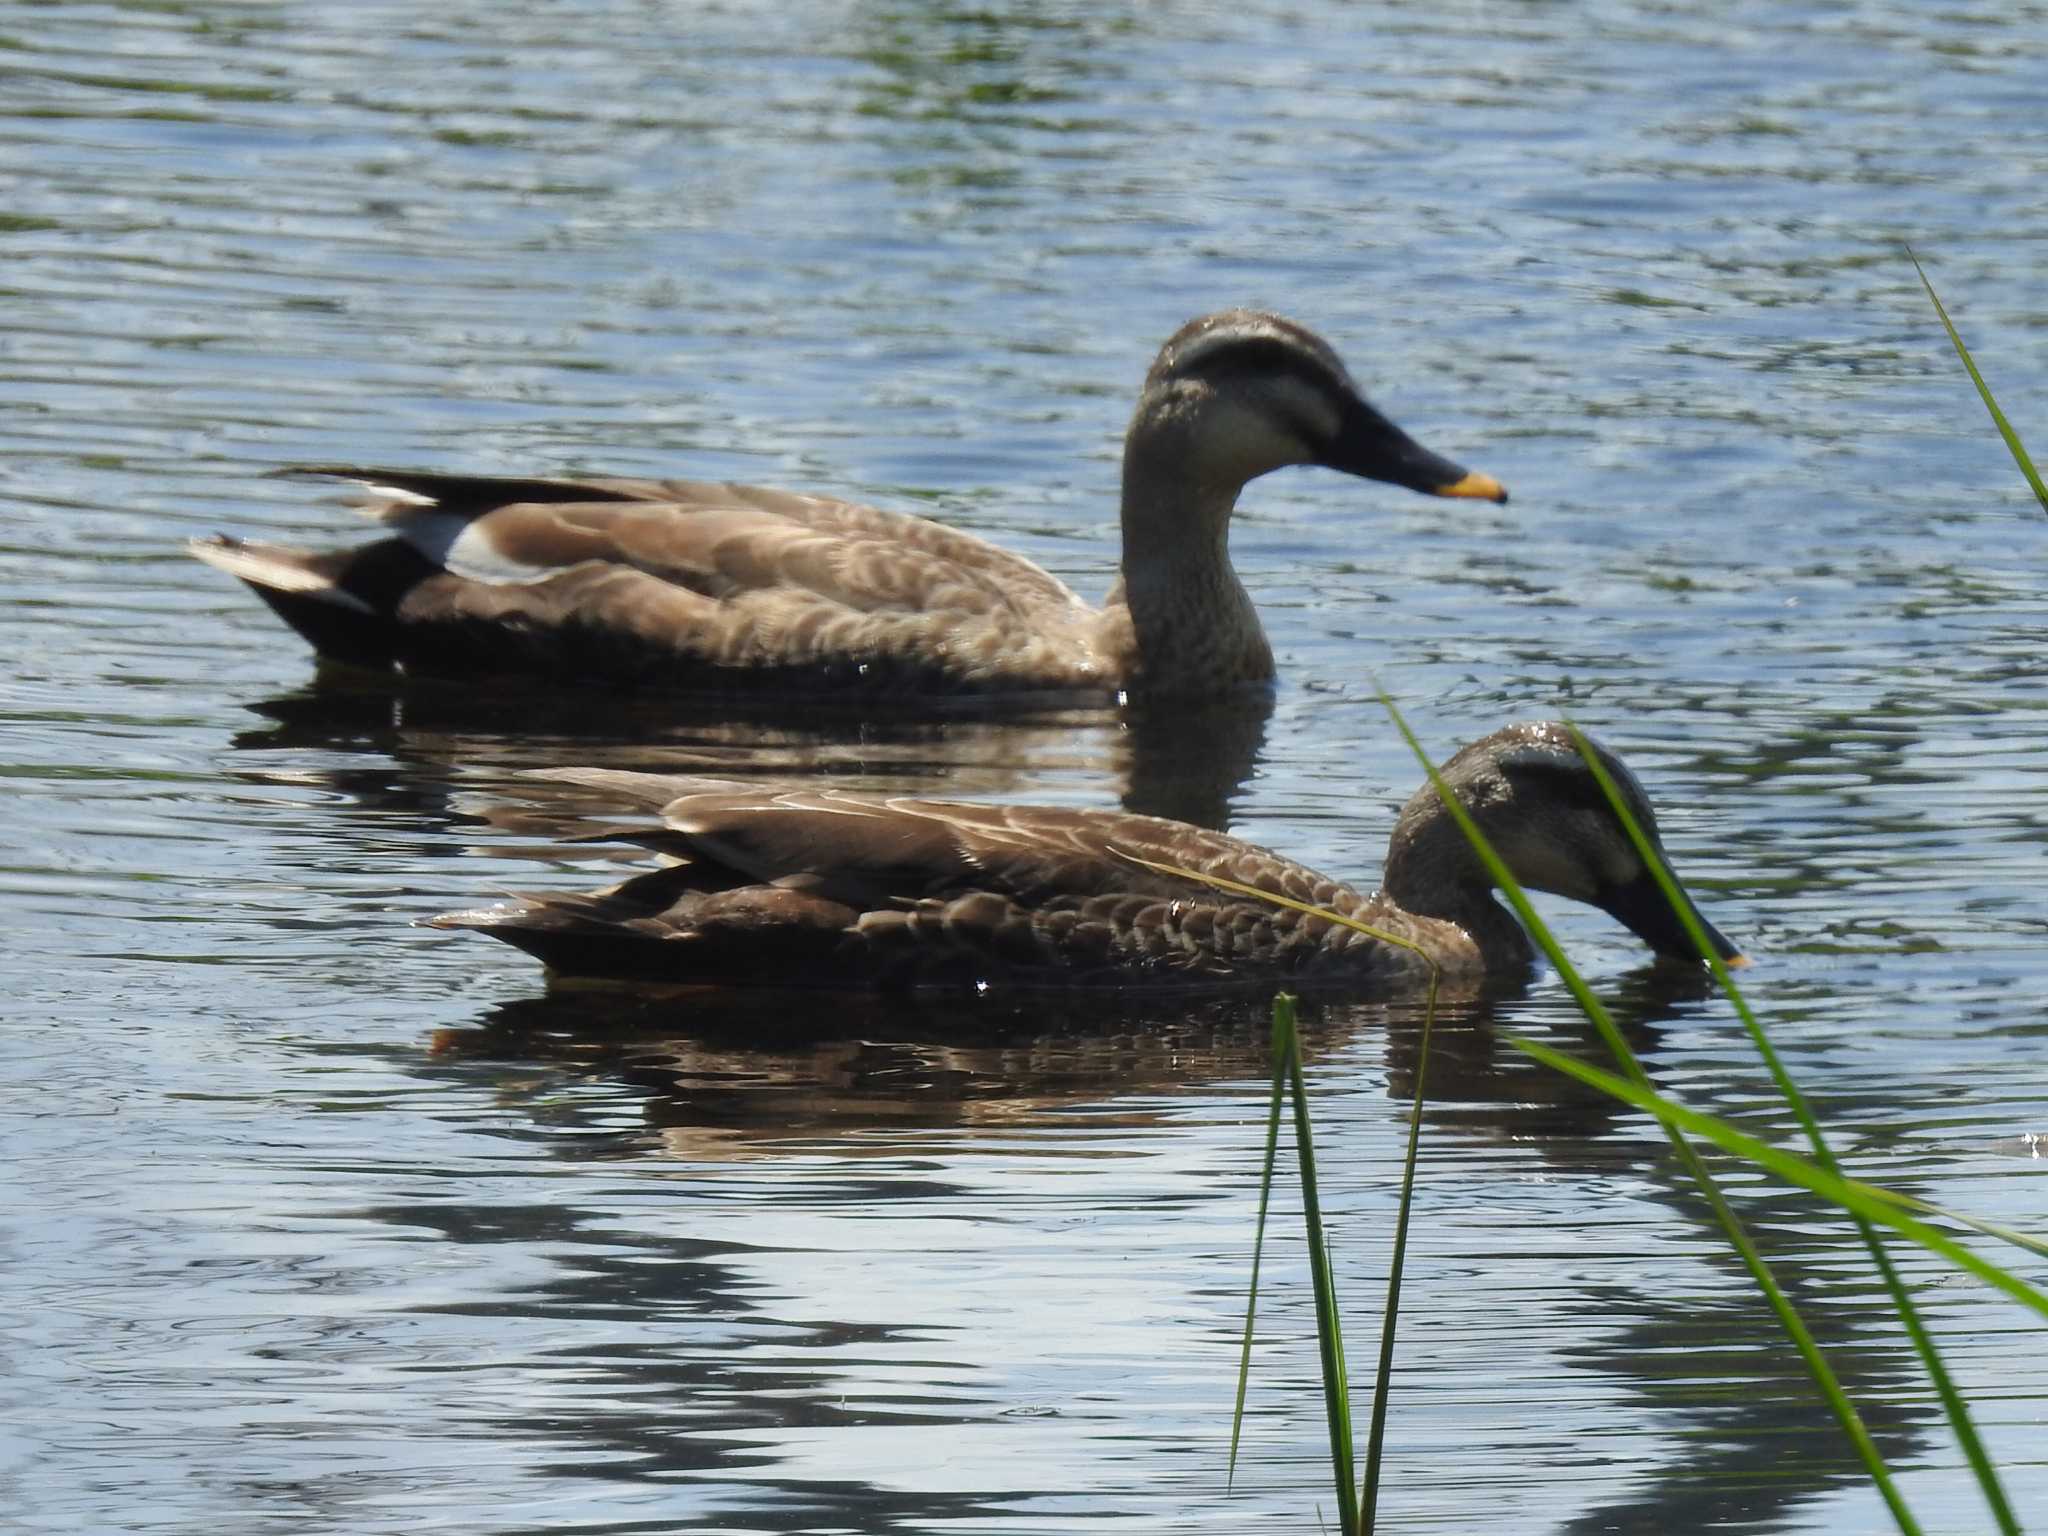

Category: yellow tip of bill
[1434, 469, 1509, 503]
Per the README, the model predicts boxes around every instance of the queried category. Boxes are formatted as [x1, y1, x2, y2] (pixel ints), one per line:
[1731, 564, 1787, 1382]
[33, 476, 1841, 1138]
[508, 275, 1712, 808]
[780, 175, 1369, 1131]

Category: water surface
[5, 2, 2047, 1531]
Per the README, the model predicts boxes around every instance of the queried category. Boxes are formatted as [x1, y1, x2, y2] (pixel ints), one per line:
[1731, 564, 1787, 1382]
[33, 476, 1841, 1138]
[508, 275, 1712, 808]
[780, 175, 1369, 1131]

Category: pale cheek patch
[399, 511, 562, 587]
[1495, 829, 1603, 904]
[1204, 397, 1316, 477]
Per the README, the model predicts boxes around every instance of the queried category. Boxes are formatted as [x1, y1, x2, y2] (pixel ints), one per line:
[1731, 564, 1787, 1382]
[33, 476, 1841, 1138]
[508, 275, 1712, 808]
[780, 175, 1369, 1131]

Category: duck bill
[1320, 396, 1508, 503]
[1596, 869, 1745, 968]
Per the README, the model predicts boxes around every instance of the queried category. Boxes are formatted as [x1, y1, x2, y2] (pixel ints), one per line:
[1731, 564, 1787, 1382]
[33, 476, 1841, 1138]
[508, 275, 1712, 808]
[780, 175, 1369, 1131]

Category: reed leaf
[1360, 967, 1436, 1531]
[1908, 246, 2047, 512]
[1139, 841, 1444, 1533]
[1512, 1038, 2048, 1327]
[1227, 1004, 1292, 1492]
[1277, 995, 1359, 1533]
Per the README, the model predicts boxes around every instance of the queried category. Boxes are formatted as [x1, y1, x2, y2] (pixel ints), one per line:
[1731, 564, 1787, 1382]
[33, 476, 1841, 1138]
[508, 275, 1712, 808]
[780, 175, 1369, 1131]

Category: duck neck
[1380, 822, 1535, 972]
[1112, 446, 1273, 695]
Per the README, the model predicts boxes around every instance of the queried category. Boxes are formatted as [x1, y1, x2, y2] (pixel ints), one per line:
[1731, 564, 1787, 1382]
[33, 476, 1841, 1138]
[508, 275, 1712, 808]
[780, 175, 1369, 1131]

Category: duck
[190, 311, 1505, 703]
[431, 722, 1741, 991]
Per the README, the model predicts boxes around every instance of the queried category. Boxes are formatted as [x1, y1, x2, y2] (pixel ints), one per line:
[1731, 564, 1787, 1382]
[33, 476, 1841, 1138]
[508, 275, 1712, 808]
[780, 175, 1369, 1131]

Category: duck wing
[437, 771, 1383, 988]
[207, 469, 1110, 694]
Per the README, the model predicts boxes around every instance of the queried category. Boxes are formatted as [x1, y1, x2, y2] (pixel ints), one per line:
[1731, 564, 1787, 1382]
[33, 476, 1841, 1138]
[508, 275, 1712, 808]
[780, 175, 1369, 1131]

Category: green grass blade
[1380, 693, 1923, 1536]
[1860, 1187, 2048, 1264]
[1359, 971, 1437, 1530]
[1275, 995, 1361, 1534]
[1908, 246, 2048, 512]
[1115, 850, 1434, 958]
[1145, 858, 1446, 1530]
[1512, 1037, 2048, 1325]
[1565, 724, 2022, 1535]
[1122, 856, 1458, 1531]
[1228, 1006, 1294, 1488]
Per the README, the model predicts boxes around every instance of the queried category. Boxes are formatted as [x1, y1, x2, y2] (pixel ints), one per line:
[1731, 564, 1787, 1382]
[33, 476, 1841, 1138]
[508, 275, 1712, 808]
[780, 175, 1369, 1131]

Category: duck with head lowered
[433, 722, 1741, 991]
[192, 310, 1504, 703]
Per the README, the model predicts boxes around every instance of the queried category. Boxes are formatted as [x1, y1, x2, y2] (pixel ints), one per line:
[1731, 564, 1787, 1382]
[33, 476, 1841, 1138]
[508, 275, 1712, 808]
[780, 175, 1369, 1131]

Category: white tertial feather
[397, 510, 562, 588]
[358, 482, 440, 513]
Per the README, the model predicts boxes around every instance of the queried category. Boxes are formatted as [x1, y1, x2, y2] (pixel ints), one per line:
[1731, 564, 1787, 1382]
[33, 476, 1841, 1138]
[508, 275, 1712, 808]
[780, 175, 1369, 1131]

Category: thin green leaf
[1228, 1006, 1292, 1488]
[1235, 989, 1446, 1533]
[1513, 1037, 2048, 1326]
[1114, 849, 1425, 956]
[1147, 852, 1446, 1532]
[1908, 246, 2048, 512]
[1278, 995, 1360, 1534]
[1359, 969, 1437, 1530]
[1861, 1186, 2048, 1265]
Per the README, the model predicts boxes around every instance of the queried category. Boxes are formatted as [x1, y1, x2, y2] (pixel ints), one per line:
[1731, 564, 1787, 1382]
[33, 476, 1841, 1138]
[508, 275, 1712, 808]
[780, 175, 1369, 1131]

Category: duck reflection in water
[433, 721, 1740, 991]
[233, 670, 1274, 832]
[429, 960, 1722, 1165]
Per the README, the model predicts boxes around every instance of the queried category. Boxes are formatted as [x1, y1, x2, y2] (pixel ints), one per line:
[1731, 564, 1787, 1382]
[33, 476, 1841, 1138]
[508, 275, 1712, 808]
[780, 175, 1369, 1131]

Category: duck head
[1385, 721, 1742, 966]
[1125, 310, 1508, 504]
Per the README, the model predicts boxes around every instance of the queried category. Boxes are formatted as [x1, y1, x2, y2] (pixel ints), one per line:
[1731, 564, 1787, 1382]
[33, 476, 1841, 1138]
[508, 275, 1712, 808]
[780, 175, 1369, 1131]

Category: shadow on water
[353, 1191, 1022, 1536]
[229, 671, 1273, 830]
[428, 948, 1724, 1167]
[406, 968, 1935, 1534]
[428, 983, 1489, 1157]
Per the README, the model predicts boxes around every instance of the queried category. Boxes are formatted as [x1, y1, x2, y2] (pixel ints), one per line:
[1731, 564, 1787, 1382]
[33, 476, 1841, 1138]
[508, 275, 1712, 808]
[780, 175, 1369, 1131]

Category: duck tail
[425, 871, 705, 981]
[189, 534, 433, 669]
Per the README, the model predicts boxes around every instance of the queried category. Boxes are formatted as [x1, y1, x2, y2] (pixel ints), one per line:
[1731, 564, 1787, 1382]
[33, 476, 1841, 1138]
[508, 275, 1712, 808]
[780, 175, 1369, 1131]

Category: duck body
[191, 311, 1505, 703]
[199, 472, 1132, 698]
[439, 784, 1436, 991]
[435, 723, 1739, 993]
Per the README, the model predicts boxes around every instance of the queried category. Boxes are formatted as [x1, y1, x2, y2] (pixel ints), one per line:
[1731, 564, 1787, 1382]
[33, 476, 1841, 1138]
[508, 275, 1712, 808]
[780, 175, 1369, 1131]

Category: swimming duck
[432, 722, 1740, 990]
[190, 311, 1505, 702]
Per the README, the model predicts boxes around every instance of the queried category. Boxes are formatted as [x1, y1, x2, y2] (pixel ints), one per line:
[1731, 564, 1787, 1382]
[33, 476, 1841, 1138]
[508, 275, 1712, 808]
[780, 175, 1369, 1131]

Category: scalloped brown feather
[433, 781, 1456, 991]
[431, 724, 1737, 993]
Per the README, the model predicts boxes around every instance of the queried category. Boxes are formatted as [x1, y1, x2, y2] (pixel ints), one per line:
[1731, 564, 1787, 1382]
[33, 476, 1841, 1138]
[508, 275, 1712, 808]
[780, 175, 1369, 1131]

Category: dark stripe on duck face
[1494, 749, 1664, 838]
[1161, 336, 1370, 472]
[1165, 334, 1361, 415]
[1156, 324, 1502, 501]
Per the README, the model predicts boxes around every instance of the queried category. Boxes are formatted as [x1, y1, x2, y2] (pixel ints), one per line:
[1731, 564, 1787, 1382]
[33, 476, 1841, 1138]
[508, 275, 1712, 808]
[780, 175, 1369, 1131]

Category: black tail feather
[276, 465, 649, 514]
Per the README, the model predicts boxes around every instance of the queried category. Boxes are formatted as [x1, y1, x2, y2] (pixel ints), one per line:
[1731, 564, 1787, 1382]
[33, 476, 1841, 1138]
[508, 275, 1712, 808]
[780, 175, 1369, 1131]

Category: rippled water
[6, 2, 2047, 1531]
